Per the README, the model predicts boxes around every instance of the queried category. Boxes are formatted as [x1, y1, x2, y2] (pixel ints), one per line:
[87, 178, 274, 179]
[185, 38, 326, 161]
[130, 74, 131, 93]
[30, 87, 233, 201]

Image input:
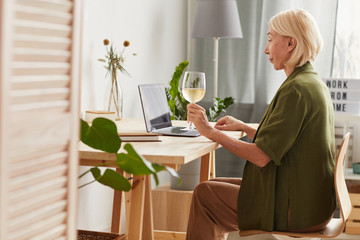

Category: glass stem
[188, 121, 194, 130]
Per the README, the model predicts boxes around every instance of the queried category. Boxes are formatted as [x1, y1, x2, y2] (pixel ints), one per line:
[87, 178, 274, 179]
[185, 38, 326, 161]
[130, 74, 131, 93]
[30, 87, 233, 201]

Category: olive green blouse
[237, 62, 336, 231]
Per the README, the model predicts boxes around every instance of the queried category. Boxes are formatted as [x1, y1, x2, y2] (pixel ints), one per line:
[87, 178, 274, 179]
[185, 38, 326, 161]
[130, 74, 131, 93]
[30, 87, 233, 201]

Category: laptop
[138, 83, 200, 137]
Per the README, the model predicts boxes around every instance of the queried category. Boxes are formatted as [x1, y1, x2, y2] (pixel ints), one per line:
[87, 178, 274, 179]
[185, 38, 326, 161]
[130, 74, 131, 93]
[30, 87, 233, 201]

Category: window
[331, 0, 360, 78]
[331, 0, 360, 174]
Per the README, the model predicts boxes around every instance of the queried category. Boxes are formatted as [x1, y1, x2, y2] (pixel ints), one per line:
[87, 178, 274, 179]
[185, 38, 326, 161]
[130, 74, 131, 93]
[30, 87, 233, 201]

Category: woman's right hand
[214, 116, 245, 131]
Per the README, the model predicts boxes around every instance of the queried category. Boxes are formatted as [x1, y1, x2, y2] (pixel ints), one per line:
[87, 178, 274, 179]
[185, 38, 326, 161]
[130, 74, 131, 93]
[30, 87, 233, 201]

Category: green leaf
[166, 60, 189, 120]
[90, 167, 131, 191]
[115, 144, 182, 186]
[151, 163, 166, 172]
[80, 118, 121, 153]
[206, 97, 235, 122]
[223, 97, 235, 107]
[116, 143, 156, 175]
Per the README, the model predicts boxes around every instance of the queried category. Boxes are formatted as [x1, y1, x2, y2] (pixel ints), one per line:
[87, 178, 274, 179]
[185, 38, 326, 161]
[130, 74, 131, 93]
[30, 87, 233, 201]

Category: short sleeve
[255, 86, 308, 166]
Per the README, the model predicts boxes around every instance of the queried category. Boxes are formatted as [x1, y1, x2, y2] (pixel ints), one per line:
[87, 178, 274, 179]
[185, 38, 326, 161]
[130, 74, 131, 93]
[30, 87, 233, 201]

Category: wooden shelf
[345, 168, 360, 181]
[335, 114, 360, 122]
[152, 184, 193, 233]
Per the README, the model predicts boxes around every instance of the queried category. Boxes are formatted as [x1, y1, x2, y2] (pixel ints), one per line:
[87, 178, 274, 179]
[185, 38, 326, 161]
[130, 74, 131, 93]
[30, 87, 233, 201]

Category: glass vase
[105, 71, 123, 121]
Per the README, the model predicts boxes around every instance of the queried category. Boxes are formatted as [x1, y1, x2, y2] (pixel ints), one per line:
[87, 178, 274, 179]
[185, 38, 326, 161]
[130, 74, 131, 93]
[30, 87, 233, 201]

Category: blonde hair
[268, 9, 323, 68]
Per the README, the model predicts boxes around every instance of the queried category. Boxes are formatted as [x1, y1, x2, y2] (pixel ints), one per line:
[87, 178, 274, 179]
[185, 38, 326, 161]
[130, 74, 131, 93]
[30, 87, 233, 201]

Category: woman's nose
[264, 46, 269, 55]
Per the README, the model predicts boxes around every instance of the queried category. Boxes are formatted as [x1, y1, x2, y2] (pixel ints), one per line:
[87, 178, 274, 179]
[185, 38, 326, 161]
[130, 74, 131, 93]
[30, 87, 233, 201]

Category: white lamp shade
[192, 0, 243, 38]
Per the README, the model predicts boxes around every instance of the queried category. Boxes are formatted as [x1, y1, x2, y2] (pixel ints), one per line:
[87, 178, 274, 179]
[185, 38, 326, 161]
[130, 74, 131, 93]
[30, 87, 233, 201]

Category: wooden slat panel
[9, 141, 68, 163]
[10, 100, 69, 112]
[9, 188, 67, 218]
[12, 75, 70, 90]
[10, 104, 69, 124]
[9, 106, 70, 123]
[10, 151, 68, 177]
[30, 225, 66, 240]
[13, 67, 70, 76]
[13, 62, 70, 75]
[15, 19, 71, 38]
[10, 164, 67, 191]
[12, 100, 69, 112]
[14, 34, 71, 50]
[8, 114, 71, 151]
[9, 176, 67, 203]
[16, 0, 73, 13]
[8, 212, 66, 240]
[15, 4, 72, 25]
[14, 48, 71, 62]
[1, 0, 80, 239]
[8, 201, 66, 233]
[11, 88, 70, 104]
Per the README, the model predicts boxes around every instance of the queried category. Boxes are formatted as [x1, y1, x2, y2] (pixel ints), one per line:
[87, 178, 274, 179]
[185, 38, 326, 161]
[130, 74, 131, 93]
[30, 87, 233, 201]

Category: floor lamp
[192, 0, 243, 98]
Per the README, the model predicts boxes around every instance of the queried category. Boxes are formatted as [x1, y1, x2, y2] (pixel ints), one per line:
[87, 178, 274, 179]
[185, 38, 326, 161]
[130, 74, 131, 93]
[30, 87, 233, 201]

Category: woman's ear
[288, 37, 297, 52]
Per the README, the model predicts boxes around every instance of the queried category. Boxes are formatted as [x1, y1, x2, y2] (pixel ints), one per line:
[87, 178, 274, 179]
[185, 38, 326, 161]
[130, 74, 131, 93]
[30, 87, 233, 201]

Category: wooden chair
[239, 132, 351, 239]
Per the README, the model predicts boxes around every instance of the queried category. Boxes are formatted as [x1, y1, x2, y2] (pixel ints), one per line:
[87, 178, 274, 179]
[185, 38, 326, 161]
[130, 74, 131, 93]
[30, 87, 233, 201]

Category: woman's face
[264, 28, 292, 72]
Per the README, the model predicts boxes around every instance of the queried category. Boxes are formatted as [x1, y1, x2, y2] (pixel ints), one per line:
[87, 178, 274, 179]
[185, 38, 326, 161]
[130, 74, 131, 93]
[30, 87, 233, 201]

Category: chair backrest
[335, 132, 352, 224]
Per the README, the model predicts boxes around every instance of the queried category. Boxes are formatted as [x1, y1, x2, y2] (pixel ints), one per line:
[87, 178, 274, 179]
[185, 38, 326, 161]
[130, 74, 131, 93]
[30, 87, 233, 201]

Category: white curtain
[188, 0, 338, 176]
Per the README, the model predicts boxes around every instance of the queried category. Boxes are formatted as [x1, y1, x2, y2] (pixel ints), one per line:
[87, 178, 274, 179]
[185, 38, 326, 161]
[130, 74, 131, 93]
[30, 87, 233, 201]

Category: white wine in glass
[181, 71, 206, 130]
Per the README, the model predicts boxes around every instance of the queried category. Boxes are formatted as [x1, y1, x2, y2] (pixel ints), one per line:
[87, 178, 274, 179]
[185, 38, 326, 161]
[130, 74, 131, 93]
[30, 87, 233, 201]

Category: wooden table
[79, 119, 247, 240]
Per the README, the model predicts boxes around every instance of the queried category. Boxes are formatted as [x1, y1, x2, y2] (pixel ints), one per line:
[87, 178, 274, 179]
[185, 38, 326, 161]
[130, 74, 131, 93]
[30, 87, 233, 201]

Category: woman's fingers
[214, 116, 229, 128]
[187, 103, 208, 125]
[187, 103, 204, 112]
[187, 104, 204, 119]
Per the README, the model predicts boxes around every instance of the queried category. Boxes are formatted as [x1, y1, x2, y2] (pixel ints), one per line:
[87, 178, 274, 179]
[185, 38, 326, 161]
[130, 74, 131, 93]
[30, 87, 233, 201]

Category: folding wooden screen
[0, 0, 81, 239]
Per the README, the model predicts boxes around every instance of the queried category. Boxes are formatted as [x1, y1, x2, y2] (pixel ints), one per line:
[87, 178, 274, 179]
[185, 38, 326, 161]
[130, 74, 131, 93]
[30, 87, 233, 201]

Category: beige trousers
[186, 178, 242, 240]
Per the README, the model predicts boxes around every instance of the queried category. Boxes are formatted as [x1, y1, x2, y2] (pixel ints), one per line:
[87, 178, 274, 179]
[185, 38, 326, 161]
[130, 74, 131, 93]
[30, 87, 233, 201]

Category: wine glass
[181, 71, 206, 130]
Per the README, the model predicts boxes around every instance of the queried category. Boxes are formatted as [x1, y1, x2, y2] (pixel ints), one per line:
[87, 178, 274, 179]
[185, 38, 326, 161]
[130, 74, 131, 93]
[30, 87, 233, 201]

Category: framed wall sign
[323, 78, 360, 114]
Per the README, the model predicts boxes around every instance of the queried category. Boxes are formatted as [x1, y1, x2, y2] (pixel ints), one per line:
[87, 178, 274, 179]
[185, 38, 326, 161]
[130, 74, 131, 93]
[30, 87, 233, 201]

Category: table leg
[127, 175, 146, 240]
[142, 175, 154, 240]
[210, 151, 215, 179]
[111, 168, 124, 233]
[200, 151, 215, 182]
[125, 172, 132, 234]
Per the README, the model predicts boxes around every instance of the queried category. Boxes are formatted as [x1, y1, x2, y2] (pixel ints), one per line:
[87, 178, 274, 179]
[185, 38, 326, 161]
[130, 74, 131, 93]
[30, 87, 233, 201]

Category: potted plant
[98, 39, 136, 121]
[166, 60, 234, 122]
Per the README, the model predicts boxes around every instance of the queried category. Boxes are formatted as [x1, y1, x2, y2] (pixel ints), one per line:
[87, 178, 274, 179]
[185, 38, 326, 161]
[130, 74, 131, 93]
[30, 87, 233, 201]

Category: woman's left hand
[187, 103, 217, 140]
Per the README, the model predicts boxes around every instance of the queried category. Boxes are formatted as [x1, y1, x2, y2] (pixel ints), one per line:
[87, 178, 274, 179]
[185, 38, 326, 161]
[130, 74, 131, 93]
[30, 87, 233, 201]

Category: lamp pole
[191, 0, 243, 98]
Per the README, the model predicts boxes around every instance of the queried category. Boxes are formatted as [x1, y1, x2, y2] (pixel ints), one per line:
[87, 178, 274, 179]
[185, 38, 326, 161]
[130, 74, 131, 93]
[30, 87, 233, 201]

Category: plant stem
[78, 180, 97, 189]
[110, 67, 121, 119]
[79, 169, 91, 179]
[78, 161, 118, 179]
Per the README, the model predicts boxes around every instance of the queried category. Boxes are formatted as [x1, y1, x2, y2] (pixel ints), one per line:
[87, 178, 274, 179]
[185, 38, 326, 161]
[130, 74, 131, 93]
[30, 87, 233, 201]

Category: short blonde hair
[268, 9, 323, 68]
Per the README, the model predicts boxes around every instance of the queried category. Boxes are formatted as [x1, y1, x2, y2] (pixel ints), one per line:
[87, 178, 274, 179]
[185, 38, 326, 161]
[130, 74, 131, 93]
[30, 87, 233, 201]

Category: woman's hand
[187, 103, 218, 140]
[214, 116, 245, 131]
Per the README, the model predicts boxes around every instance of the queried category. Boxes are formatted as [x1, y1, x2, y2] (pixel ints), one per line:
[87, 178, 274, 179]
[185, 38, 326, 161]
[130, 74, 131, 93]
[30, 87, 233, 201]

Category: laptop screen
[138, 84, 172, 131]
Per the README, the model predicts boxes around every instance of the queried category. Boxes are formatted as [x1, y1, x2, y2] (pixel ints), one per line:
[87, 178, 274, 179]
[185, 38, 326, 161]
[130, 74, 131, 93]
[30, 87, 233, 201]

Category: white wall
[80, 0, 188, 119]
[78, 0, 188, 232]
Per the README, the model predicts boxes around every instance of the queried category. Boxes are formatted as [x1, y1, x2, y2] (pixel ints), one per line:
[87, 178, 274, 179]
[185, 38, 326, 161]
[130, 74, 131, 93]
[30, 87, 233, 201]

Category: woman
[186, 9, 336, 240]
